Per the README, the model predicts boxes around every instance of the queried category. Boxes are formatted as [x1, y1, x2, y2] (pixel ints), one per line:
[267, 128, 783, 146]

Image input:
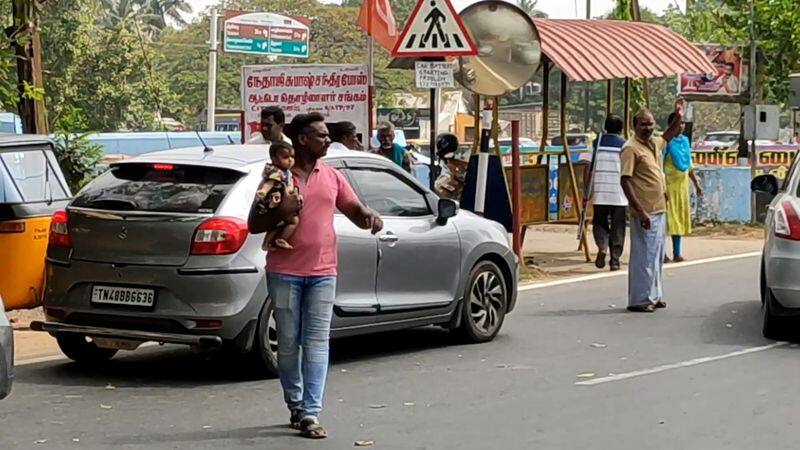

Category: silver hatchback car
[752, 152, 800, 339]
[33, 145, 518, 375]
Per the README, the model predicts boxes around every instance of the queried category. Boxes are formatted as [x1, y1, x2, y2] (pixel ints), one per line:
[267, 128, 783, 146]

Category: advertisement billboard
[241, 64, 369, 142]
[679, 45, 743, 96]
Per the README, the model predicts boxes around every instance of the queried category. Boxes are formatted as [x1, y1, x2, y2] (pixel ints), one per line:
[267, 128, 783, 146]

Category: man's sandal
[299, 417, 328, 439]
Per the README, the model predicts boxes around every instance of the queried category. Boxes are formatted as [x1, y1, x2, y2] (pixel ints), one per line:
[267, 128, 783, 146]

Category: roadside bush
[51, 109, 103, 192]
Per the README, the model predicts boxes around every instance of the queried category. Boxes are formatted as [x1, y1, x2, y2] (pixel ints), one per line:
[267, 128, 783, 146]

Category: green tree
[0, 0, 18, 112]
[100, 0, 192, 36]
[39, 0, 174, 131]
[145, 0, 192, 28]
[516, 0, 547, 19]
[101, 0, 158, 35]
[51, 107, 103, 191]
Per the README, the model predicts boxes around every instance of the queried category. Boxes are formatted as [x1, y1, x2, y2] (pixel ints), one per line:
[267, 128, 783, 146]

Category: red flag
[357, 0, 398, 52]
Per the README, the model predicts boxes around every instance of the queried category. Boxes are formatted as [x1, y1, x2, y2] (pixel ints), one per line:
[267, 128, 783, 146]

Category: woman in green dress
[663, 112, 702, 262]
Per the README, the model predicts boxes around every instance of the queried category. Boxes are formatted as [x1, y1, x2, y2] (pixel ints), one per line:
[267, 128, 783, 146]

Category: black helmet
[435, 133, 459, 159]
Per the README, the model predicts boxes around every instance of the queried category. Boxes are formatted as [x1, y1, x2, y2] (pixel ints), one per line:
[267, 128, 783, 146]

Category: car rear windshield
[72, 163, 243, 213]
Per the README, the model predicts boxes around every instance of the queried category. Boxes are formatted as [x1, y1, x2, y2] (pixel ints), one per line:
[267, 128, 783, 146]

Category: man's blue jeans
[266, 273, 336, 418]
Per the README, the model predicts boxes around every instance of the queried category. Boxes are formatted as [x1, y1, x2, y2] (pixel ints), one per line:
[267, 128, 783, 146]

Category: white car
[699, 131, 780, 148]
[699, 131, 740, 147]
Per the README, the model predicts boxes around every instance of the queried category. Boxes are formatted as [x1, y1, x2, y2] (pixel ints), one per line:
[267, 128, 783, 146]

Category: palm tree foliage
[100, 0, 191, 36]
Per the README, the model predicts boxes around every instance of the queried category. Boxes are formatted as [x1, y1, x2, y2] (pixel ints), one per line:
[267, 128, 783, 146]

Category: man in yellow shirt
[620, 98, 685, 312]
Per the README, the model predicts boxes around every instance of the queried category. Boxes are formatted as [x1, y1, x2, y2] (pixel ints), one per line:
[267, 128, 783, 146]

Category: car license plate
[91, 285, 155, 307]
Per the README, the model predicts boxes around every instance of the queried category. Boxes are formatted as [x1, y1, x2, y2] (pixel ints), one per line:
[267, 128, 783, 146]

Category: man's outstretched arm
[339, 201, 383, 234]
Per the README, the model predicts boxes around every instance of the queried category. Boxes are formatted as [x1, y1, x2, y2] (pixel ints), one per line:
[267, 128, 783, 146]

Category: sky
[185, 0, 680, 21]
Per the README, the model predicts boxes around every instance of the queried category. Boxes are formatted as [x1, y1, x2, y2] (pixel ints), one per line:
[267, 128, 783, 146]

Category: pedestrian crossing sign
[392, 0, 476, 57]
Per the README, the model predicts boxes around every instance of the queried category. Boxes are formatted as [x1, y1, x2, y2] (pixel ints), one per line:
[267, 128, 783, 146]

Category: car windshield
[71, 163, 243, 213]
[0, 147, 68, 203]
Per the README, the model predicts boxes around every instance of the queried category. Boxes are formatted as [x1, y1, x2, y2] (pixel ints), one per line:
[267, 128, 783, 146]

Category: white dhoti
[628, 213, 666, 307]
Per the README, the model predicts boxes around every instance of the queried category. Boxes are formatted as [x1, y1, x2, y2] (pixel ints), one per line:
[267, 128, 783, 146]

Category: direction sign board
[392, 0, 476, 57]
[224, 11, 309, 58]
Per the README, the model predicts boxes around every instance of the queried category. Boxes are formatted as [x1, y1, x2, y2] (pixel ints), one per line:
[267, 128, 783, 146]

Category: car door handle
[379, 233, 399, 243]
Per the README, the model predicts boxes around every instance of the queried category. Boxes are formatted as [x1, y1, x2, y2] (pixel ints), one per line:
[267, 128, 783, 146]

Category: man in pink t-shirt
[248, 112, 382, 439]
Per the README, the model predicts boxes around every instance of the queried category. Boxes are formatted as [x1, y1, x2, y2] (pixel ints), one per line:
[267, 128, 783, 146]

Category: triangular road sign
[392, 0, 477, 57]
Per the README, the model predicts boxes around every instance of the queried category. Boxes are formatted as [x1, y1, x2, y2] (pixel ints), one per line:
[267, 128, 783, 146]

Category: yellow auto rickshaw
[0, 134, 71, 310]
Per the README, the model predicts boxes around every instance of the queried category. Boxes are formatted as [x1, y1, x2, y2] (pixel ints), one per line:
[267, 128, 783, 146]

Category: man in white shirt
[583, 114, 628, 271]
[248, 106, 292, 145]
[327, 121, 363, 151]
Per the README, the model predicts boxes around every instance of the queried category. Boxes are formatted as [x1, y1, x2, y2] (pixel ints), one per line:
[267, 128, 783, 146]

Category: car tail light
[48, 210, 72, 248]
[0, 221, 25, 233]
[774, 200, 800, 241]
[191, 217, 248, 255]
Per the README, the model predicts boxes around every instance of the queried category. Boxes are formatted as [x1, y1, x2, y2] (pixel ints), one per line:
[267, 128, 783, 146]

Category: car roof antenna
[196, 131, 214, 153]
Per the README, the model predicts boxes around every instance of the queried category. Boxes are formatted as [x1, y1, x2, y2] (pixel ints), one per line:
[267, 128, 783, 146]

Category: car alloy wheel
[456, 260, 507, 343]
[470, 271, 504, 333]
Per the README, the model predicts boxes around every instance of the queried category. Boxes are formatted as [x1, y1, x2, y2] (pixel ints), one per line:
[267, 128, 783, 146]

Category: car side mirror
[437, 198, 458, 225]
[751, 174, 778, 197]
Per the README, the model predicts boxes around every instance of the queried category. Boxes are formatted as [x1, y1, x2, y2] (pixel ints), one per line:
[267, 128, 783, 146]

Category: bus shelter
[500, 19, 716, 262]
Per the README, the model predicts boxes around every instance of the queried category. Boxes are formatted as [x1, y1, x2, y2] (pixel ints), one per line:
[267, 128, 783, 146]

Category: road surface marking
[520, 251, 761, 292]
[575, 341, 788, 386]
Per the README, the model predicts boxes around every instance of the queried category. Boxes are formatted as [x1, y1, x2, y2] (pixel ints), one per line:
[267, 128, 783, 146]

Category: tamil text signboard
[679, 45, 743, 96]
[377, 108, 430, 139]
[241, 64, 369, 141]
[692, 143, 799, 179]
[224, 11, 309, 58]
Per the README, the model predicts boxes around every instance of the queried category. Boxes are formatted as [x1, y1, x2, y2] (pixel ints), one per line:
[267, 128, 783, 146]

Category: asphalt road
[3, 255, 799, 450]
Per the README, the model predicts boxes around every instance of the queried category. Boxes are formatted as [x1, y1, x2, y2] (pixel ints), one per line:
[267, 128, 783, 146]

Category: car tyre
[763, 286, 789, 341]
[454, 260, 507, 343]
[249, 297, 279, 378]
[55, 334, 118, 364]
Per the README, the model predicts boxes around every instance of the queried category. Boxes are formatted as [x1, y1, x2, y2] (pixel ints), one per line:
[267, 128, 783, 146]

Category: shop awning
[531, 19, 716, 82]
